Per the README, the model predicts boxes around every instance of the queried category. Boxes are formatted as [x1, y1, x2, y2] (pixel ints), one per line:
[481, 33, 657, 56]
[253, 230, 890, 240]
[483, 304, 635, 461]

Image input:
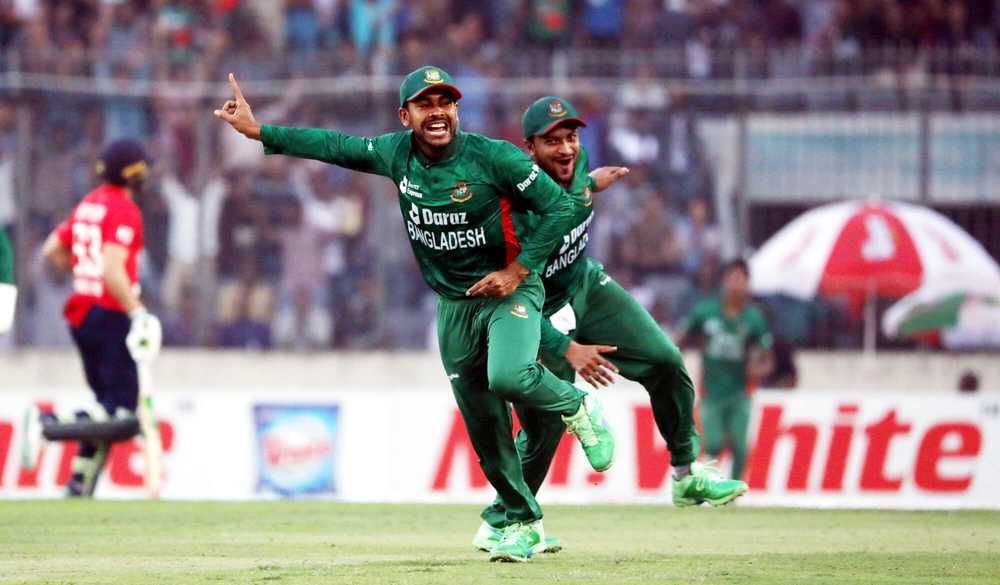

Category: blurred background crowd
[1, 0, 998, 352]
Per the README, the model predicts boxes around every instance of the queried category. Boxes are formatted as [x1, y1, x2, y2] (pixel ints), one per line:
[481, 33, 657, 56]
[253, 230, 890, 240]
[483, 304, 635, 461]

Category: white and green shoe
[473, 521, 562, 553]
[672, 461, 748, 508]
[488, 520, 546, 563]
[562, 393, 615, 472]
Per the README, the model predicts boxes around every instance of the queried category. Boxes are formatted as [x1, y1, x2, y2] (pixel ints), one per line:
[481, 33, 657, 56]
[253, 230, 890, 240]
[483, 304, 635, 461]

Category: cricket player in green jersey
[473, 97, 749, 552]
[0, 227, 14, 333]
[676, 259, 774, 481]
[215, 67, 614, 562]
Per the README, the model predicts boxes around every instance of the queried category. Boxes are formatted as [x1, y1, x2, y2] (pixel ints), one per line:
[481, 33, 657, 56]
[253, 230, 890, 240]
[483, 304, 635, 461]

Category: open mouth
[554, 158, 574, 175]
[423, 120, 450, 139]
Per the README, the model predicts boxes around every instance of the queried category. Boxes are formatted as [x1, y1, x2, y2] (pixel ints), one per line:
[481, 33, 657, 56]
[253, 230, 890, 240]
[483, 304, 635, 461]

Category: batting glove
[126, 308, 162, 362]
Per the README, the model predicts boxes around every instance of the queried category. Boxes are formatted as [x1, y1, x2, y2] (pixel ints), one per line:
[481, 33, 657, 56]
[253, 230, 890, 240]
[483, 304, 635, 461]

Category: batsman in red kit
[21, 139, 163, 497]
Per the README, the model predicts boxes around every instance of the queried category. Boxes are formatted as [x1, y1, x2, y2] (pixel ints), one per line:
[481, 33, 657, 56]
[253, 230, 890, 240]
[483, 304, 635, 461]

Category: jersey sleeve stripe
[498, 196, 522, 266]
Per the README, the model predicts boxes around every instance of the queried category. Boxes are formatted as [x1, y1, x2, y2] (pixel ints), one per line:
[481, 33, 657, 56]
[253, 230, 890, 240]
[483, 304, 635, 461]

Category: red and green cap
[399, 65, 462, 107]
[522, 96, 586, 139]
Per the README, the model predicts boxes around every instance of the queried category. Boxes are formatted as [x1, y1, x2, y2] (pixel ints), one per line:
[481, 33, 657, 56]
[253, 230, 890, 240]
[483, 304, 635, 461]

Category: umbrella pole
[864, 285, 877, 357]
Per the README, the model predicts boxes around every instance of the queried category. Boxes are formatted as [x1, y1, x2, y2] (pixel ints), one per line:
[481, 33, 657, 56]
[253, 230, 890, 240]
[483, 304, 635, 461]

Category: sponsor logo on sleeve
[510, 303, 529, 319]
[115, 225, 135, 246]
[516, 165, 540, 192]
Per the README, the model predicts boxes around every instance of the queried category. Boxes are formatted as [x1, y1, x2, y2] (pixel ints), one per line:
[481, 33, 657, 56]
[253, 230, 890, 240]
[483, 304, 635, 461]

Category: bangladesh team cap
[96, 138, 150, 186]
[399, 66, 462, 107]
[522, 96, 586, 139]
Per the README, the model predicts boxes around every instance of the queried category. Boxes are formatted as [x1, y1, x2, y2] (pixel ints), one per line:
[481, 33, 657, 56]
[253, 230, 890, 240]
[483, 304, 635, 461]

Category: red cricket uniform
[55, 184, 144, 327]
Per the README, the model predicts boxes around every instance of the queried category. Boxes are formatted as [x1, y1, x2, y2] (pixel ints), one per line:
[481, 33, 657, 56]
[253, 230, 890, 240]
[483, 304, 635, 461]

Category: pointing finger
[229, 73, 246, 103]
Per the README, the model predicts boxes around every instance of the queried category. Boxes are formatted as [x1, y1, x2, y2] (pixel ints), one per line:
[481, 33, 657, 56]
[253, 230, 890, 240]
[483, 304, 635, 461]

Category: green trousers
[437, 273, 586, 525]
[700, 396, 752, 480]
[481, 261, 697, 528]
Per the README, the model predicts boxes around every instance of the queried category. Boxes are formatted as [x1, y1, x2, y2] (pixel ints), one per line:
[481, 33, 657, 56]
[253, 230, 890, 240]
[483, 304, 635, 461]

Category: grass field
[1, 502, 998, 585]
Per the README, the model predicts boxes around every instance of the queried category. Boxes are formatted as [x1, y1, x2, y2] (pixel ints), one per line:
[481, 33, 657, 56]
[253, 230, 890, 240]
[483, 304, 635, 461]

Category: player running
[473, 96, 749, 553]
[214, 66, 615, 562]
[20, 139, 162, 497]
[677, 258, 773, 481]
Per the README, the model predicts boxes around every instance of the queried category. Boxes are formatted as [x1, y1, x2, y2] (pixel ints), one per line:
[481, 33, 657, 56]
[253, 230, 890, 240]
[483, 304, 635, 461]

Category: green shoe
[562, 394, 615, 472]
[473, 521, 562, 553]
[672, 461, 748, 508]
[488, 521, 544, 563]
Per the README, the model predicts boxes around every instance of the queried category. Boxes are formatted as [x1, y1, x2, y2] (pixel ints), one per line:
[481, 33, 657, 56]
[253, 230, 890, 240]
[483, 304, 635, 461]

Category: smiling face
[399, 91, 459, 157]
[526, 124, 582, 187]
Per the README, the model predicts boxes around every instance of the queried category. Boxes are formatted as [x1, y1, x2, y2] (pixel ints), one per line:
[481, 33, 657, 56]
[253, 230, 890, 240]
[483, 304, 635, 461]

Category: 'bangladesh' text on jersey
[55, 184, 144, 326]
[261, 127, 577, 300]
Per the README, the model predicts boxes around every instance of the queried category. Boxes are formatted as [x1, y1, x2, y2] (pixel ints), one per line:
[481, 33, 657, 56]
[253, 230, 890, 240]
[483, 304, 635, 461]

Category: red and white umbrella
[749, 200, 1000, 311]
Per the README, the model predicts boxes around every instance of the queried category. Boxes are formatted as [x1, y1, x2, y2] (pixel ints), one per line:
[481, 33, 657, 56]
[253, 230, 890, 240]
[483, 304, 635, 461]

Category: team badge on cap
[549, 100, 568, 118]
[451, 181, 473, 203]
[424, 69, 443, 83]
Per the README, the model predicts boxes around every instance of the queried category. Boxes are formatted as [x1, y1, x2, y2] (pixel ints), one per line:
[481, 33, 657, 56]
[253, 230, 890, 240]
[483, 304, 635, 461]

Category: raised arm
[214, 73, 398, 177]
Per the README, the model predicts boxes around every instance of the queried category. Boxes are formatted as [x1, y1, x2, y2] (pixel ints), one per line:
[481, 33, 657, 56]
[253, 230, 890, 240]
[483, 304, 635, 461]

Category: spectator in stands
[162, 283, 198, 346]
[675, 197, 722, 277]
[159, 169, 225, 323]
[619, 189, 685, 281]
[349, 0, 398, 57]
[216, 256, 274, 349]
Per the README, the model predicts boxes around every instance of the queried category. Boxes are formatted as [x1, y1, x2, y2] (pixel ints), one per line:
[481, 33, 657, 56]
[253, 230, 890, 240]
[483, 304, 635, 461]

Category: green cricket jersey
[260, 126, 576, 300]
[681, 297, 772, 402]
[516, 148, 595, 316]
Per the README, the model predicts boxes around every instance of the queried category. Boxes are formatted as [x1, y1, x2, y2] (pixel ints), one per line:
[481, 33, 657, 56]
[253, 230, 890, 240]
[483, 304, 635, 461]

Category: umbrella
[749, 200, 1000, 352]
[750, 200, 1000, 306]
[883, 288, 1000, 348]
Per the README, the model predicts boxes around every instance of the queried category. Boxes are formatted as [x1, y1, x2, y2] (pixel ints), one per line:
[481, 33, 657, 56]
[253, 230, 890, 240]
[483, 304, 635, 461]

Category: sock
[673, 464, 691, 480]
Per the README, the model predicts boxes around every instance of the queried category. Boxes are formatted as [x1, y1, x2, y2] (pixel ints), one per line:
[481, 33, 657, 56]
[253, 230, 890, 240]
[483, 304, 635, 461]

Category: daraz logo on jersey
[516, 165, 540, 192]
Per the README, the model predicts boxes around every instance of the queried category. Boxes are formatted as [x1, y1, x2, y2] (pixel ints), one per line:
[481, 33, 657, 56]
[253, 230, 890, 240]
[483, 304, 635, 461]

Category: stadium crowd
[0, 0, 997, 79]
[1, 0, 997, 351]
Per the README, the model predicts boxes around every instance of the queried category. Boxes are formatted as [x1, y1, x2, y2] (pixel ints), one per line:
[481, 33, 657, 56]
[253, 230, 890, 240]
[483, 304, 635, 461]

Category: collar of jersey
[411, 130, 465, 166]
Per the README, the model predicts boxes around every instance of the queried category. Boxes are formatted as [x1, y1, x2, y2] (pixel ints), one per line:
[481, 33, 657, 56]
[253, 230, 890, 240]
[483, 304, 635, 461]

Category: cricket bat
[137, 360, 163, 498]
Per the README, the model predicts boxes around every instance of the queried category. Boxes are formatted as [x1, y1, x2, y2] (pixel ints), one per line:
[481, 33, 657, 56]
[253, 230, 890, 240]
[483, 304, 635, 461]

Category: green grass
[1, 502, 998, 584]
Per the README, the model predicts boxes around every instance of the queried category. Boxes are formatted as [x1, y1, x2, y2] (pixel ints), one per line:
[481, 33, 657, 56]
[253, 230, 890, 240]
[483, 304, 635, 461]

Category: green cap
[399, 66, 462, 107]
[522, 96, 586, 139]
